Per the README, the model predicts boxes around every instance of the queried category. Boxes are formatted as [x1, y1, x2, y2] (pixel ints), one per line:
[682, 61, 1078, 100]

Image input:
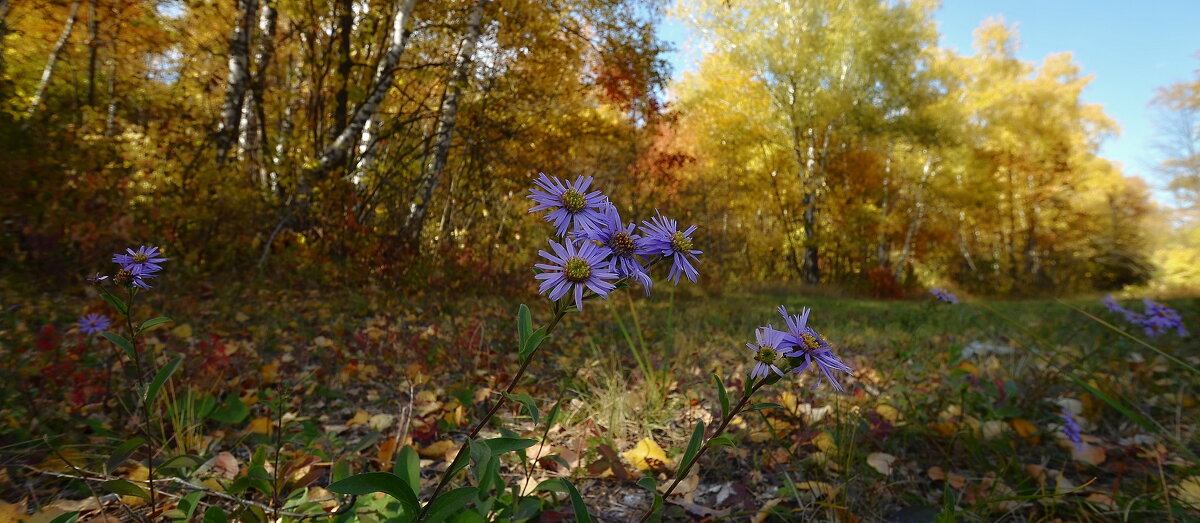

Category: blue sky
[657, 1, 1200, 200]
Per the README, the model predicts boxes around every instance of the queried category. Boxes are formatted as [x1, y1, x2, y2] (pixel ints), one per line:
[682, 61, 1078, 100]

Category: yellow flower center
[133, 252, 149, 263]
[755, 346, 778, 365]
[561, 190, 586, 213]
[800, 332, 822, 351]
[670, 231, 692, 252]
[564, 257, 591, 282]
[610, 231, 636, 257]
[114, 269, 132, 284]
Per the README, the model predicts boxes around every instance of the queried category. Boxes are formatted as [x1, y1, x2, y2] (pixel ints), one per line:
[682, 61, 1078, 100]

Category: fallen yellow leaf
[248, 417, 273, 435]
[346, 410, 370, 428]
[875, 404, 900, 423]
[794, 481, 839, 497]
[0, 500, 25, 522]
[812, 432, 836, 454]
[171, 323, 193, 339]
[866, 452, 896, 475]
[418, 440, 457, 459]
[1010, 418, 1038, 441]
[622, 437, 671, 472]
[954, 361, 980, 377]
[1173, 476, 1200, 509]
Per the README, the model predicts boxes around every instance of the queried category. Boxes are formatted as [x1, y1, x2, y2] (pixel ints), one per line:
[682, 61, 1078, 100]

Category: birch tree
[215, 0, 258, 164]
[402, 0, 486, 244]
[25, 0, 84, 121]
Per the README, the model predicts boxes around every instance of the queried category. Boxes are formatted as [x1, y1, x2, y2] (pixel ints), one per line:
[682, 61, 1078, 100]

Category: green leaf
[203, 506, 228, 523]
[327, 472, 419, 515]
[746, 402, 782, 412]
[158, 454, 205, 473]
[445, 445, 472, 481]
[636, 476, 663, 521]
[517, 304, 532, 354]
[676, 421, 705, 481]
[555, 478, 593, 523]
[708, 435, 735, 448]
[99, 291, 128, 316]
[545, 400, 562, 429]
[145, 356, 183, 405]
[210, 394, 249, 424]
[520, 329, 549, 362]
[47, 512, 79, 523]
[177, 491, 204, 521]
[482, 437, 538, 456]
[138, 316, 173, 334]
[393, 445, 420, 498]
[712, 373, 729, 419]
[105, 437, 146, 473]
[504, 392, 539, 424]
[423, 486, 479, 523]
[102, 479, 150, 499]
[101, 332, 137, 360]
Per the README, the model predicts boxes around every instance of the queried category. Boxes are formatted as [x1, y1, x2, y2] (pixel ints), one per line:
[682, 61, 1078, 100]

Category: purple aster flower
[1059, 408, 1083, 450]
[577, 203, 652, 293]
[1102, 295, 1122, 313]
[1140, 299, 1188, 337]
[86, 272, 109, 284]
[79, 313, 112, 336]
[527, 173, 608, 236]
[930, 288, 958, 304]
[746, 326, 790, 379]
[534, 239, 619, 311]
[114, 245, 168, 275]
[113, 264, 156, 289]
[639, 211, 701, 285]
[777, 305, 853, 392]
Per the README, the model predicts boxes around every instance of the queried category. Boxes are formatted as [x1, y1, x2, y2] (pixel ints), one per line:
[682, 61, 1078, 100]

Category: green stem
[124, 290, 157, 509]
[416, 306, 568, 522]
[637, 378, 765, 522]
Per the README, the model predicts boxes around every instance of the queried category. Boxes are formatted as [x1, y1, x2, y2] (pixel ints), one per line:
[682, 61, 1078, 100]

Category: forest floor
[2, 282, 1198, 521]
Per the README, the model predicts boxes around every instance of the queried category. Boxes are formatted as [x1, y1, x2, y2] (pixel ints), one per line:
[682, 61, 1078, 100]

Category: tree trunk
[215, 0, 259, 164]
[103, 51, 117, 135]
[876, 152, 891, 267]
[25, 0, 84, 121]
[894, 155, 934, 281]
[309, 0, 418, 180]
[333, 0, 353, 139]
[0, 0, 10, 78]
[243, 1, 277, 183]
[85, 0, 98, 106]
[402, 0, 486, 244]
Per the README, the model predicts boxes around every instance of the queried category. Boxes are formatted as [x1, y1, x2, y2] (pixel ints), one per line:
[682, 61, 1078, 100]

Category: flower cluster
[1059, 408, 1083, 450]
[930, 287, 958, 304]
[78, 313, 112, 336]
[91, 245, 169, 290]
[745, 306, 853, 391]
[527, 173, 701, 310]
[1102, 295, 1188, 337]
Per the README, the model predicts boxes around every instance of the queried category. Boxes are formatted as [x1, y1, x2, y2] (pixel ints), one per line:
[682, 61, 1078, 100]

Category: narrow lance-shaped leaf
[145, 356, 183, 405]
[676, 421, 705, 481]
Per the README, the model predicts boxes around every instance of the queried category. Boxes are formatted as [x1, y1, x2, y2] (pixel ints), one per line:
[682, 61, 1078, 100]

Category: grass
[1, 284, 1197, 521]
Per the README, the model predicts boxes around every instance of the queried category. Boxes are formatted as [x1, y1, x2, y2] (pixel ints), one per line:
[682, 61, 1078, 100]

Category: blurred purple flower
[1103, 296, 1187, 337]
[79, 313, 112, 336]
[113, 245, 168, 275]
[86, 272, 108, 284]
[527, 173, 608, 236]
[777, 305, 853, 392]
[1059, 408, 1083, 450]
[746, 326, 790, 379]
[578, 203, 652, 293]
[534, 239, 618, 311]
[930, 288, 958, 304]
[640, 211, 701, 285]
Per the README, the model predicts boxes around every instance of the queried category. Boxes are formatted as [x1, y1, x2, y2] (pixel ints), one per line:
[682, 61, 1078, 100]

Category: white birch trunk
[215, 0, 258, 164]
[25, 0, 84, 121]
[309, 0, 418, 178]
[403, 0, 486, 243]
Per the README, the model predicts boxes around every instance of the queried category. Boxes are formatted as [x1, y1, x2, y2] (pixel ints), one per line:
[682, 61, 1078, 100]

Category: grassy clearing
[2, 285, 1197, 521]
